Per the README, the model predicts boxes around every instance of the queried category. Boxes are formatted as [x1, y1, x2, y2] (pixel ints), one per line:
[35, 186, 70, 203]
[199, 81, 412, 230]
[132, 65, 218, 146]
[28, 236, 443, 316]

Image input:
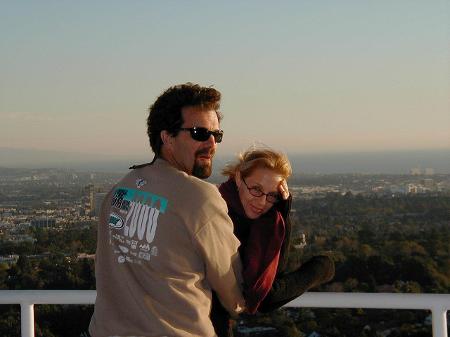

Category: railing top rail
[0, 290, 96, 304]
[0, 290, 448, 310]
[287, 292, 450, 311]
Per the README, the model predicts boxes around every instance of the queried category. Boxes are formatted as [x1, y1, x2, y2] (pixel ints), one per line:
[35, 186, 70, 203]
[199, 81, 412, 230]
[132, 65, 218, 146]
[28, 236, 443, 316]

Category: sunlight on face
[236, 167, 283, 219]
[169, 107, 219, 178]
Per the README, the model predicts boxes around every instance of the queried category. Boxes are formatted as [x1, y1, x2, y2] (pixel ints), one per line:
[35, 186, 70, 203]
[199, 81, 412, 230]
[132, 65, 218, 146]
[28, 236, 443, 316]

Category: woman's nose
[254, 195, 267, 206]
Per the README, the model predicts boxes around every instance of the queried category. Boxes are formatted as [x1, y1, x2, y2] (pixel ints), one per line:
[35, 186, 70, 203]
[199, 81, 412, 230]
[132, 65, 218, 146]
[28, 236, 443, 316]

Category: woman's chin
[244, 208, 263, 219]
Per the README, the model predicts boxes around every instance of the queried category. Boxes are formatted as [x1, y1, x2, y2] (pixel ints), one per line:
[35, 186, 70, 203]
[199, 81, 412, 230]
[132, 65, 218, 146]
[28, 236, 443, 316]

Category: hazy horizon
[1, 1, 449, 158]
[1, 146, 449, 174]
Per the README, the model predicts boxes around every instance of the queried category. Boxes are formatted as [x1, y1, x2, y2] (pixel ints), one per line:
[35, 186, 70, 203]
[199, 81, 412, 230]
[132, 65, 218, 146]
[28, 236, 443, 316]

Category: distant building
[294, 233, 307, 249]
[8, 234, 35, 243]
[390, 185, 407, 194]
[424, 168, 435, 176]
[77, 253, 96, 260]
[31, 217, 56, 228]
[407, 184, 418, 194]
[94, 192, 108, 216]
[0, 255, 19, 265]
[1, 211, 13, 218]
[18, 222, 31, 229]
[422, 178, 435, 189]
[410, 168, 422, 175]
[84, 184, 95, 215]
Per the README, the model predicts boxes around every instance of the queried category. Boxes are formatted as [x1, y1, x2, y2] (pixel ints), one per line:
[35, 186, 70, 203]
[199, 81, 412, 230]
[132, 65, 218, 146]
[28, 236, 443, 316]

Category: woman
[211, 148, 335, 337]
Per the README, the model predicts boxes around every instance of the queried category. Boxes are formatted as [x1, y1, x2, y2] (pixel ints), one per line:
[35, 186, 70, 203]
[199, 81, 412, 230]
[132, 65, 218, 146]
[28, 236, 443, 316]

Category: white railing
[0, 291, 448, 337]
[288, 292, 449, 337]
[0, 290, 96, 337]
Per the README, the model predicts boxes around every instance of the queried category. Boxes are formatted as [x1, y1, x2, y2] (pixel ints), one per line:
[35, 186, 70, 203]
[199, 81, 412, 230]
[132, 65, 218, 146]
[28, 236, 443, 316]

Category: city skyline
[1, 1, 449, 157]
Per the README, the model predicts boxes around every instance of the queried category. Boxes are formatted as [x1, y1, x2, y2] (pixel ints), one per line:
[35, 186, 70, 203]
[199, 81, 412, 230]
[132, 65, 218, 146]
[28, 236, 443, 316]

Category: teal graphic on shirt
[108, 187, 169, 263]
[111, 187, 168, 213]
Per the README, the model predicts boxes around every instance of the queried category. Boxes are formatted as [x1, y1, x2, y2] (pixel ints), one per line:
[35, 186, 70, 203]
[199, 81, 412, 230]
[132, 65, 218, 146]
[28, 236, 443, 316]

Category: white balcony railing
[0, 290, 448, 337]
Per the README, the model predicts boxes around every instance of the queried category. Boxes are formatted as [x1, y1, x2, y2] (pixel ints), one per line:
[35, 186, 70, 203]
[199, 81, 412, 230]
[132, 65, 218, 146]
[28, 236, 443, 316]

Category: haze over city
[1, 1, 449, 170]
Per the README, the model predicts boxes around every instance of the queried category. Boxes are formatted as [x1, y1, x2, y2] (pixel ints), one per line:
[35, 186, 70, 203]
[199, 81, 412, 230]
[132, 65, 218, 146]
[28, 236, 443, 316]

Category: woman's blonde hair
[222, 147, 292, 179]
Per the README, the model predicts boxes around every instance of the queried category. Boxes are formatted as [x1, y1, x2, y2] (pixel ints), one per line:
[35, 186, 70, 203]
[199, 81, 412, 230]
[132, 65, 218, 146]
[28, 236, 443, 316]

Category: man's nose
[205, 134, 217, 146]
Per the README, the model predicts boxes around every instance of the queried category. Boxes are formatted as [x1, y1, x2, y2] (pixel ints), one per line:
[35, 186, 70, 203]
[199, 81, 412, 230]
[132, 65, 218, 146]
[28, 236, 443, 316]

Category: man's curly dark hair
[147, 83, 223, 156]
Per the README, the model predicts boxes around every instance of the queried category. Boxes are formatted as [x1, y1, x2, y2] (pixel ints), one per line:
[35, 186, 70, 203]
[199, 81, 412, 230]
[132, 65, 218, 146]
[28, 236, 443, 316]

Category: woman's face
[236, 167, 283, 219]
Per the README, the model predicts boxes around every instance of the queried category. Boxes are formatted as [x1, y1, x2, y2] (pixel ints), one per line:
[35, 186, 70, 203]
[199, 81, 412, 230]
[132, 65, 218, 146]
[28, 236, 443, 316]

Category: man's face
[168, 106, 220, 178]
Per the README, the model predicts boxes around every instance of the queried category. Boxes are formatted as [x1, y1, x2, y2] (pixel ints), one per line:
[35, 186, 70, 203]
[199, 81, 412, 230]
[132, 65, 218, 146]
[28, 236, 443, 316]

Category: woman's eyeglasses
[179, 127, 223, 143]
[242, 178, 280, 203]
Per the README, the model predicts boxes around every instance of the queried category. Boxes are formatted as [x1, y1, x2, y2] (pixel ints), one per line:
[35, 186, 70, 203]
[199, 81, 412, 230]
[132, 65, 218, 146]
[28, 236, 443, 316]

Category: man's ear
[160, 130, 173, 149]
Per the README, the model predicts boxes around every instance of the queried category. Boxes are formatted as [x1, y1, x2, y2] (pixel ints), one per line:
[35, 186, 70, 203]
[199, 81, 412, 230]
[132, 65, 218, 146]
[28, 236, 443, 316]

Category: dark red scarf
[219, 178, 285, 313]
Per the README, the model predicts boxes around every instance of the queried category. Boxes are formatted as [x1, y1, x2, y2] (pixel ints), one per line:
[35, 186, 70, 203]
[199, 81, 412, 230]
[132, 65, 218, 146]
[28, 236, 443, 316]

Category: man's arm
[193, 210, 246, 316]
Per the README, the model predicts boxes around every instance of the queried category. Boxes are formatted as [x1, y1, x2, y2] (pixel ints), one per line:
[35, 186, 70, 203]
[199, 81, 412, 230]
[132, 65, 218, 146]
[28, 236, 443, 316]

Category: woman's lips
[249, 204, 263, 214]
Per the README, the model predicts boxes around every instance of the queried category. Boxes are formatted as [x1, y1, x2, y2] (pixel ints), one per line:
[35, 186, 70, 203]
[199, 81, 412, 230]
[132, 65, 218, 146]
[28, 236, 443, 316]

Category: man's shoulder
[186, 174, 218, 193]
[171, 175, 222, 210]
[126, 160, 221, 200]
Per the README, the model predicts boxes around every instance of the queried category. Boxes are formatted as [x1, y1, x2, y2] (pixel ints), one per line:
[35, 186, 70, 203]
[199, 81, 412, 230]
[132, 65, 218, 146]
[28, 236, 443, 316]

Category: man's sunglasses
[178, 127, 224, 143]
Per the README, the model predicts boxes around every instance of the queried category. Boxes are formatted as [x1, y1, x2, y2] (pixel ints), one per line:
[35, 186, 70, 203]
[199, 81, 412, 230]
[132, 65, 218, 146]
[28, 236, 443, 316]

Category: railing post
[20, 303, 35, 337]
[431, 306, 447, 337]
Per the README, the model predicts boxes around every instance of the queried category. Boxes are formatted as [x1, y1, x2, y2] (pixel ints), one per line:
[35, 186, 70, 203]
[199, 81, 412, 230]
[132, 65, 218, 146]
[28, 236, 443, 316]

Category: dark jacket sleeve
[275, 194, 293, 275]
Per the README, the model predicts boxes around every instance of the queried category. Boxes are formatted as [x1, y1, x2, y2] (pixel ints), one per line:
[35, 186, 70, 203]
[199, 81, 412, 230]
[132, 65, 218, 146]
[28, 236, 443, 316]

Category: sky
[1, 1, 449, 160]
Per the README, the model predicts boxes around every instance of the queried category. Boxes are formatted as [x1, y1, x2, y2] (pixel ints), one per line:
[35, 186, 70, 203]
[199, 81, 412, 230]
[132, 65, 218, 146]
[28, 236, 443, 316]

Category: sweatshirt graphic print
[108, 186, 168, 265]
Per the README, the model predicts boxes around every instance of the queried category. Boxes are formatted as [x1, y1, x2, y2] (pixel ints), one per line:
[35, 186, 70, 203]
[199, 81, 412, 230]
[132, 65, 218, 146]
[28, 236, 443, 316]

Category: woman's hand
[278, 179, 289, 200]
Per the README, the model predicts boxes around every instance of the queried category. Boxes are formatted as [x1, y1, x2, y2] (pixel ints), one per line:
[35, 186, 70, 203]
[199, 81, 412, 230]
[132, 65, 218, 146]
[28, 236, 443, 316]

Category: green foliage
[6, 255, 43, 289]
[0, 306, 20, 337]
[294, 194, 450, 294]
[31, 224, 97, 255]
[35, 305, 93, 337]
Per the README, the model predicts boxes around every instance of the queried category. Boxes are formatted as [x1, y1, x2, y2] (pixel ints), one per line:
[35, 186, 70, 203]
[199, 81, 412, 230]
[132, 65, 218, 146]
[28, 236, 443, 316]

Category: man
[89, 83, 245, 337]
